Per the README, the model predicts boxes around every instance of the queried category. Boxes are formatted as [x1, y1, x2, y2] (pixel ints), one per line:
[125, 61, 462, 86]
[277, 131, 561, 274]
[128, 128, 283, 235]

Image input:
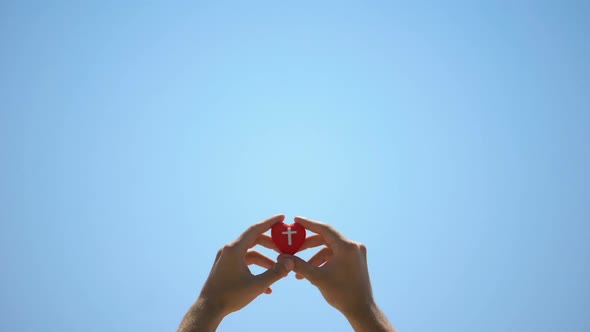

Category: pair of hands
[178, 215, 394, 332]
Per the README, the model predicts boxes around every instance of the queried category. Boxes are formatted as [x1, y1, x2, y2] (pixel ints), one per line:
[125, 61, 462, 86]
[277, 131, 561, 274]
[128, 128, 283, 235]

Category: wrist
[342, 300, 395, 332]
[342, 297, 377, 320]
[178, 297, 225, 332]
[197, 295, 226, 319]
[339, 294, 377, 319]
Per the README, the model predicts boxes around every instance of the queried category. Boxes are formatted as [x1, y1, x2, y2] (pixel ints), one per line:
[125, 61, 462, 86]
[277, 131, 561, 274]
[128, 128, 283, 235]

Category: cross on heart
[271, 222, 306, 255]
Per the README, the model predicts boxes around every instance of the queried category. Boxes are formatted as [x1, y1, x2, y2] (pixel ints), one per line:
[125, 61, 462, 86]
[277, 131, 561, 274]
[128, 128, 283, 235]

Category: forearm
[344, 302, 395, 332]
[178, 297, 224, 332]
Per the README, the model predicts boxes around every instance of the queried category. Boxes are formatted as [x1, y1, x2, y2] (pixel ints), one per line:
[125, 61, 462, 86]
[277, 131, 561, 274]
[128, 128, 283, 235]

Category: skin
[290, 216, 395, 332]
[178, 214, 293, 332]
[178, 215, 395, 332]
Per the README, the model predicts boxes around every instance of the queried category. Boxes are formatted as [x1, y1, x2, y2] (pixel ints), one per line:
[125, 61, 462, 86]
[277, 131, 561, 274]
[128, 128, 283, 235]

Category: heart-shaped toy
[271, 222, 306, 255]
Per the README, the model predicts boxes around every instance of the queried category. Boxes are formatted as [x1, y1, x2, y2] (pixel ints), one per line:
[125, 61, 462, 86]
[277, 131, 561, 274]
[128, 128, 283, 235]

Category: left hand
[197, 214, 294, 317]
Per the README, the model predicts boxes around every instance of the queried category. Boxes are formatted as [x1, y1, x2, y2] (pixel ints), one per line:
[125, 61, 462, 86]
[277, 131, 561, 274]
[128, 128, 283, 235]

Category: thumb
[258, 256, 294, 287]
[287, 255, 320, 284]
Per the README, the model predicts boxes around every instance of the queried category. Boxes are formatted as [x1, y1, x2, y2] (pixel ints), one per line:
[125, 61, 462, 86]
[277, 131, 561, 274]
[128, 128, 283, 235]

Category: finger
[308, 247, 333, 267]
[264, 287, 272, 294]
[245, 250, 275, 270]
[286, 254, 320, 284]
[257, 255, 294, 287]
[296, 248, 333, 280]
[250, 234, 280, 253]
[234, 214, 285, 251]
[294, 216, 347, 249]
[299, 234, 326, 251]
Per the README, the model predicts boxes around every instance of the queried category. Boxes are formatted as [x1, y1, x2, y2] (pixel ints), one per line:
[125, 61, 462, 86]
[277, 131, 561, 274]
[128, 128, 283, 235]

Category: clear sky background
[1, 1, 589, 331]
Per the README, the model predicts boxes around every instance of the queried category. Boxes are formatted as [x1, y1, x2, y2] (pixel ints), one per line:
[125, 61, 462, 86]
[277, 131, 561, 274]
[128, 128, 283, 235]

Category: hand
[287, 216, 395, 332]
[178, 214, 294, 332]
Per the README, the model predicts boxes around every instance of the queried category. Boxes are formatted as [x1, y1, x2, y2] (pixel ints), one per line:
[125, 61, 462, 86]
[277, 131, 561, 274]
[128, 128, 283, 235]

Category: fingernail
[282, 258, 294, 271]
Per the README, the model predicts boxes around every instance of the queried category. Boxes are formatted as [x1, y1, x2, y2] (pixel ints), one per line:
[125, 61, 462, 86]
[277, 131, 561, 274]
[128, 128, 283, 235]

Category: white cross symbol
[282, 227, 298, 246]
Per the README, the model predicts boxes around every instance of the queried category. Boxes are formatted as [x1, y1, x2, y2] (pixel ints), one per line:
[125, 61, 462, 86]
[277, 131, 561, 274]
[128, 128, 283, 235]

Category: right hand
[284, 216, 375, 317]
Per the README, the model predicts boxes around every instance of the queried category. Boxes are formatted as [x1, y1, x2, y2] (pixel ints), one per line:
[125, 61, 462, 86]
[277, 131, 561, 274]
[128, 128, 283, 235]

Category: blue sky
[1, 1, 589, 331]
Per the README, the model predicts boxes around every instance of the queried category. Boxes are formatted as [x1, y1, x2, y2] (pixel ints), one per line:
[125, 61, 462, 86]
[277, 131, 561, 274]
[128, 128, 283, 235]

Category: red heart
[271, 222, 306, 255]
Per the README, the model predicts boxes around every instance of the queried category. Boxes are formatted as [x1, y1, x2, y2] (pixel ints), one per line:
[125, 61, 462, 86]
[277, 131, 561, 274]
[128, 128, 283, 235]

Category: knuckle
[344, 240, 359, 250]
[340, 241, 367, 255]
[358, 243, 367, 254]
[221, 243, 237, 254]
[341, 241, 357, 251]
